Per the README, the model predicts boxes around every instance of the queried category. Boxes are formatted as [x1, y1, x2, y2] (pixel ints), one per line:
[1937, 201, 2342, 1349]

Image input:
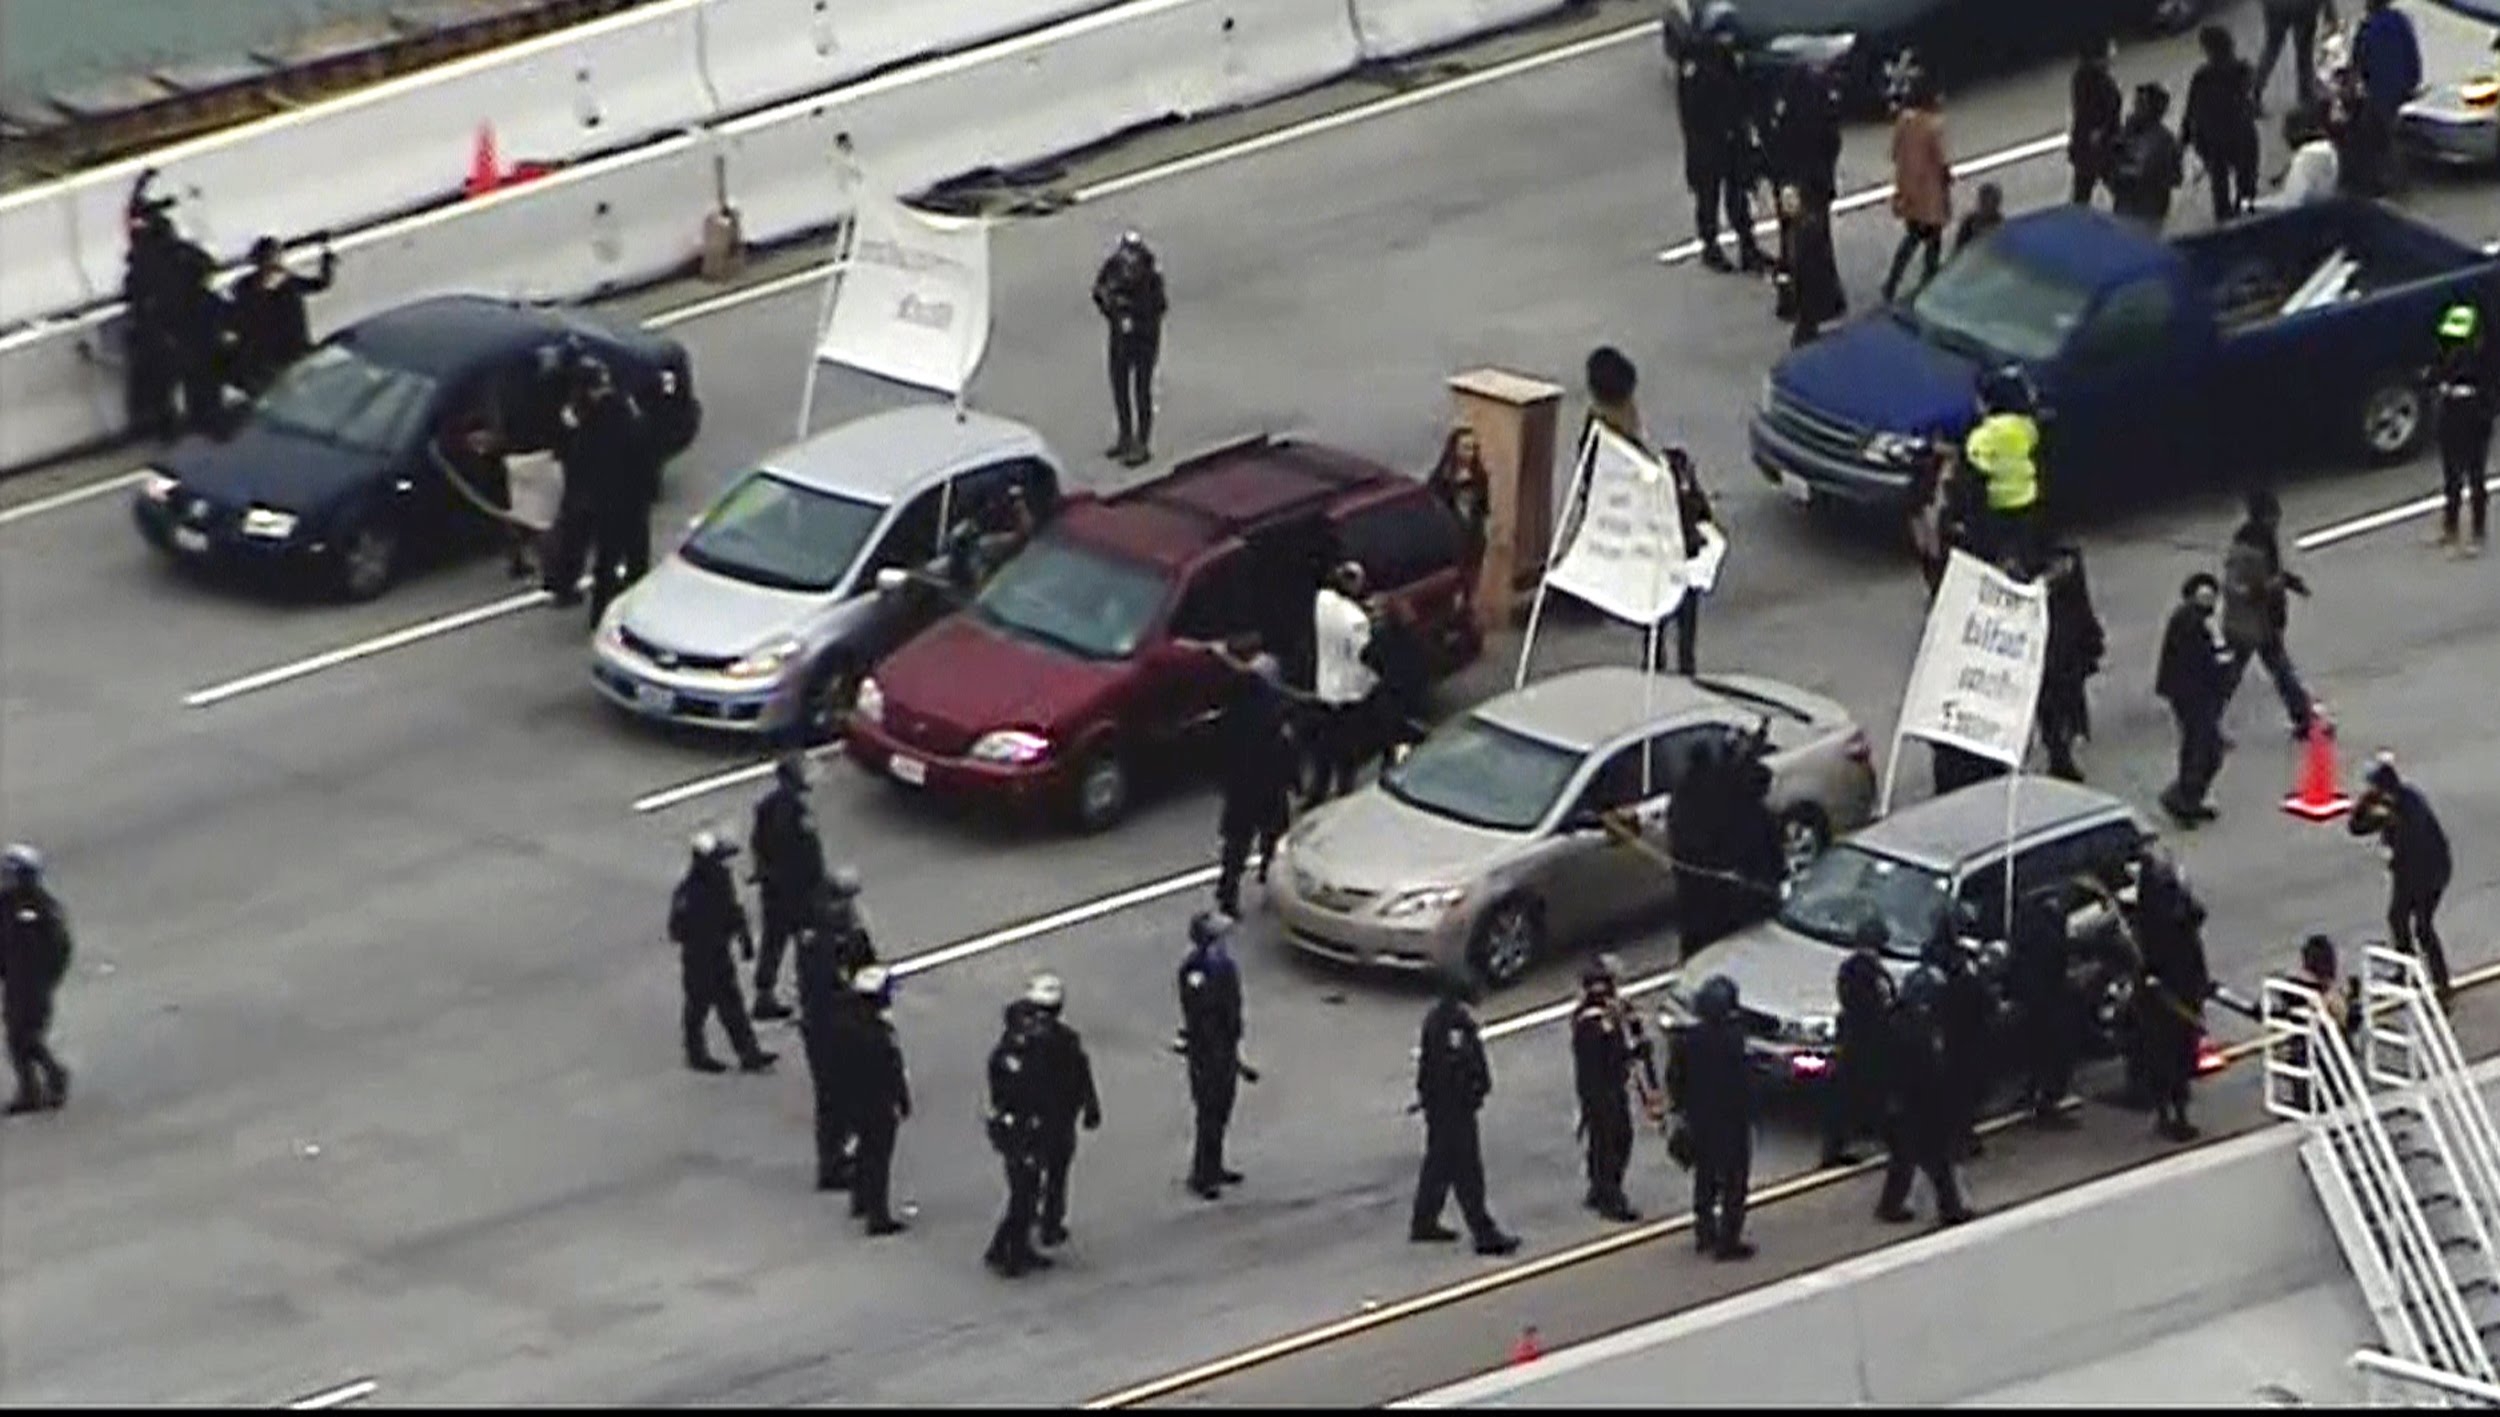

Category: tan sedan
[1271, 666, 1878, 989]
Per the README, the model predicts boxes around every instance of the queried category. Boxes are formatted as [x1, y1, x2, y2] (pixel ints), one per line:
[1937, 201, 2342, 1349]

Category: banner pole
[1514, 423, 1597, 691]
[1879, 729, 1906, 817]
[2002, 768, 2021, 944]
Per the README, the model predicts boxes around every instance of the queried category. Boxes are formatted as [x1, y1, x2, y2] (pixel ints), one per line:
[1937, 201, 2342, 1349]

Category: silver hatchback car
[1272, 666, 1877, 989]
[592, 407, 1062, 740]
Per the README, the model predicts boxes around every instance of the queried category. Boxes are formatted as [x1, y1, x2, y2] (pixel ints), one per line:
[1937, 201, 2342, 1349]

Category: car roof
[761, 406, 1048, 505]
[1850, 776, 2136, 874]
[1471, 666, 1721, 753]
[1050, 435, 1406, 571]
[1996, 205, 2172, 291]
[338, 295, 578, 379]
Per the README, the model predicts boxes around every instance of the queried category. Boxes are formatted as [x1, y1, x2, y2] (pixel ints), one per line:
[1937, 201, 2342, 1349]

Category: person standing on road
[984, 1000, 1055, 1278]
[1776, 184, 1846, 348]
[2351, 755, 2456, 999]
[1571, 956, 1655, 1224]
[1668, 740, 1741, 956]
[1427, 425, 1493, 593]
[1092, 231, 1167, 468]
[1669, 974, 1758, 1261]
[2109, 83, 2187, 231]
[2352, 0, 2423, 124]
[1583, 345, 1647, 446]
[845, 965, 911, 1237]
[2039, 543, 2105, 783]
[1722, 726, 1786, 927]
[122, 172, 187, 441]
[796, 883, 864, 1191]
[2070, 38, 2125, 206]
[1881, 79, 1952, 305]
[542, 353, 653, 621]
[2219, 488, 2315, 741]
[2156, 573, 2232, 827]
[1178, 912, 1248, 1201]
[1963, 365, 2045, 571]
[747, 754, 826, 1021]
[1663, 446, 1722, 676]
[1363, 595, 1432, 771]
[2184, 26, 2263, 223]
[2133, 853, 2213, 1141]
[1410, 972, 1521, 1256]
[1677, 12, 1771, 276]
[1925, 934, 1993, 1162]
[1821, 938, 1896, 1167]
[2429, 301, 2494, 557]
[1874, 967, 1976, 1228]
[1765, 60, 1844, 208]
[0, 846, 74, 1115]
[2009, 894, 2083, 1131]
[1209, 647, 1297, 918]
[2254, 0, 2335, 117]
[666, 832, 776, 1077]
[1307, 562, 1376, 806]
[1024, 973, 1102, 1249]
[225, 234, 336, 400]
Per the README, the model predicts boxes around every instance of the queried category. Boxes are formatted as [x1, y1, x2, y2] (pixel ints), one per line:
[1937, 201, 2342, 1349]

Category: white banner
[1545, 423, 1690, 626]
[815, 192, 992, 396]
[1894, 549, 2049, 769]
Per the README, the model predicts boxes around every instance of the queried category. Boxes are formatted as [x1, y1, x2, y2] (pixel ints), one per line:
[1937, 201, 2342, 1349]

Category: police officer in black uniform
[2352, 756, 2457, 999]
[1820, 938, 1894, 1167]
[666, 831, 776, 1077]
[1571, 955, 1653, 1223]
[1, 846, 74, 1115]
[1875, 966, 1976, 1227]
[748, 754, 827, 1020]
[985, 999, 1055, 1277]
[1411, 973, 1522, 1255]
[2008, 893, 2083, 1130]
[846, 965, 911, 1237]
[1925, 932, 1993, 1162]
[1669, 974, 1758, 1261]
[2132, 852, 2212, 1142]
[226, 233, 336, 399]
[1025, 972, 1102, 1248]
[796, 883, 861, 1192]
[1092, 231, 1168, 467]
[122, 171, 186, 440]
[1678, 7, 1771, 275]
[1210, 649, 1297, 919]
[1178, 912, 1247, 1200]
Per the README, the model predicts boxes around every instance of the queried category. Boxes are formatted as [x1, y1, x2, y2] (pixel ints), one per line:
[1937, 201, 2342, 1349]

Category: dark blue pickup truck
[1750, 201, 2500, 518]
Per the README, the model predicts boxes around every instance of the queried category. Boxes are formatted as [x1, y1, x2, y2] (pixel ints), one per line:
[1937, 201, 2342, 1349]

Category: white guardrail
[0, 0, 1570, 474]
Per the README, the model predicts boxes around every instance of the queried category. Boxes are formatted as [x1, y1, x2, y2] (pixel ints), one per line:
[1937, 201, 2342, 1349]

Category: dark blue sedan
[134, 295, 698, 600]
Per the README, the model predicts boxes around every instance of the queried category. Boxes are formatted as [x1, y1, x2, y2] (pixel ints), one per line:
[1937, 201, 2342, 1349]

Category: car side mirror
[874, 567, 909, 595]
[1563, 807, 1605, 836]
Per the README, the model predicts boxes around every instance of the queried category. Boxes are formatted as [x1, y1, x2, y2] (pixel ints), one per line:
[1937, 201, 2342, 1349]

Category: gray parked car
[1272, 666, 1877, 989]
[591, 407, 1062, 741]
[1665, 776, 2157, 1090]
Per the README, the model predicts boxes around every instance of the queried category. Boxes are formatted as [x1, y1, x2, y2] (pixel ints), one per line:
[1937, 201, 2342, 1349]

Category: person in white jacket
[1308, 561, 1376, 805]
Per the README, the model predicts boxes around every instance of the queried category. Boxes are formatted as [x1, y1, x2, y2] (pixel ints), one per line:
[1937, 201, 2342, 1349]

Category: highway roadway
[2, 0, 2495, 1405]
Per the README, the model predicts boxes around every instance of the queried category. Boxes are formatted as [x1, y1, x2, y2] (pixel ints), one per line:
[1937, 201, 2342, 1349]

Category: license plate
[172, 526, 210, 554]
[633, 684, 674, 714]
[888, 754, 927, 787]
[1779, 474, 1813, 505]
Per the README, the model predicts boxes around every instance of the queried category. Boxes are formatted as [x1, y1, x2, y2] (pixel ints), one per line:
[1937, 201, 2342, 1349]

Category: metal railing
[2351, 1347, 2500, 1408]
[2368, 946, 2500, 1243]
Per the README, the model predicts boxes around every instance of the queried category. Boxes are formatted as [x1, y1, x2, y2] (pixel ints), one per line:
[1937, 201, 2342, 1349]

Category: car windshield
[679, 472, 885, 594]
[254, 343, 438, 455]
[972, 537, 1168, 661]
[1381, 715, 1585, 833]
[1904, 242, 2093, 364]
[1777, 844, 1952, 959]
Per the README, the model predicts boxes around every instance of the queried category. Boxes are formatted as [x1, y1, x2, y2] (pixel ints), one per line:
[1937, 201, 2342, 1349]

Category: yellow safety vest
[1964, 412, 2040, 513]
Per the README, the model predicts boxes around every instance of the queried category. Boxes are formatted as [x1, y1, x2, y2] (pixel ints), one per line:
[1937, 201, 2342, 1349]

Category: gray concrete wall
[1401, 1061, 2500, 1409]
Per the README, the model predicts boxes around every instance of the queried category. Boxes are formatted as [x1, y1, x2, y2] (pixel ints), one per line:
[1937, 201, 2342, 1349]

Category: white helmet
[1025, 973, 1065, 1010]
[690, 829, 735, 859]
[1, 843, 39, 882]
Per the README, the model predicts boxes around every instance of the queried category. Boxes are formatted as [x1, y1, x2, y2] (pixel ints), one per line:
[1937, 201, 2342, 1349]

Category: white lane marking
[183, 588, 552, 708]
[0, 469, 147, 527]
[1657, 131, 2070, 264]
[1478, 969, 1678, 1044]
[1072, 21, 1666, 203]
[646, 263, 838, 330]
[631, 747, 838, 814]
[890, 864, 1220, 979]
[2296, 477, 2500, 552]
[284, 1378, 378, 1410]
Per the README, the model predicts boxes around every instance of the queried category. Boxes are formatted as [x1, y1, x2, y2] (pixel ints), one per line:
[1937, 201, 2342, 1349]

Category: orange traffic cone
[2195, 1033, 2227, 1077]
[2282, 712, 2355, 822]
[464, 122, 503, 198]
[1510, 1326, 1542, 1366]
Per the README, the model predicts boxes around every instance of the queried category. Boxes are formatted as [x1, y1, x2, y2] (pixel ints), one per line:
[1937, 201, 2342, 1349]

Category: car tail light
[2195, 1035, 2229, 1077]
[1845, 730, 1873, 765]
[1788, 1052, 1832, 1079]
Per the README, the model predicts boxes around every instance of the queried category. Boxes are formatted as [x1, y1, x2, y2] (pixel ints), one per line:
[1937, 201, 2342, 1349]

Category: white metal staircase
[2265, 945, 2500, 1403]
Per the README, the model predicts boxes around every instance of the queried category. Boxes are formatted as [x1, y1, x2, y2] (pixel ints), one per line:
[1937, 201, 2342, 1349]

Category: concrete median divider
[0, 312, 123, 475]
[693, 0, 1114, 114]
[1344, 0, 1573, 62]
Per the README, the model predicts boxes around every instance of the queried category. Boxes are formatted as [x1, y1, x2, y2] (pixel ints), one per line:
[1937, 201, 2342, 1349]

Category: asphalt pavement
[2, 0, 2496, 1404]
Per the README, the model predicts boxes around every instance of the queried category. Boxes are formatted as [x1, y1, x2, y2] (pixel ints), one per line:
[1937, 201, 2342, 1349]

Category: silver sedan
[1272, 666, 1877, 989]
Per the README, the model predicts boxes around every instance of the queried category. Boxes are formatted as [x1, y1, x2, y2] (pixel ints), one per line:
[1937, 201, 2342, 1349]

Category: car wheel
[2358, 377, 2429, 464]
[334, 517, 401, 601]
[1467, 898, 1544, 991]
[1777, 805, 1831, 883]
[1070, 750, 1131, 834]
[796, 658, 861, 746]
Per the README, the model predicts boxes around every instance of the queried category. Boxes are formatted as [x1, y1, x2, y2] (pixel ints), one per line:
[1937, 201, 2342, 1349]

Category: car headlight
[1758, 375, 1776, 415]
[1796, 1015, 1837, 1045]
[239, 506, 299, 540]
[141, 469, 178, 503]
[724, 637, 802, 681]
[855, 676, 884, 724]
[1863, 432, 1922, 466]
[1377, 885, 1468, 922]
[969, 729, 1052, 765]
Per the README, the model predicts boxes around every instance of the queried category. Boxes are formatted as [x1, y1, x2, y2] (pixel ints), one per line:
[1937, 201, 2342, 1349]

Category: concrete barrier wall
[694, 0, 1113, 114]
[1343, 0, 1572, 61]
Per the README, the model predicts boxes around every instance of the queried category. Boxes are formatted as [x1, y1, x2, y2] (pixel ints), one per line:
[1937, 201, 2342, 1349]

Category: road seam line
[0, 469, 147, 526]
[182, 589, 553, 708]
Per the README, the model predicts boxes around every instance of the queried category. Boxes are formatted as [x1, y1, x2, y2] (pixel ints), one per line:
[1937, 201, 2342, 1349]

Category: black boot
[686, 1053, 729, 1075]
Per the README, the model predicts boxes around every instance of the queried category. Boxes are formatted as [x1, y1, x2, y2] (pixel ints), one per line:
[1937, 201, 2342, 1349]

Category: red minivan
[845, 435, 1483, 831]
